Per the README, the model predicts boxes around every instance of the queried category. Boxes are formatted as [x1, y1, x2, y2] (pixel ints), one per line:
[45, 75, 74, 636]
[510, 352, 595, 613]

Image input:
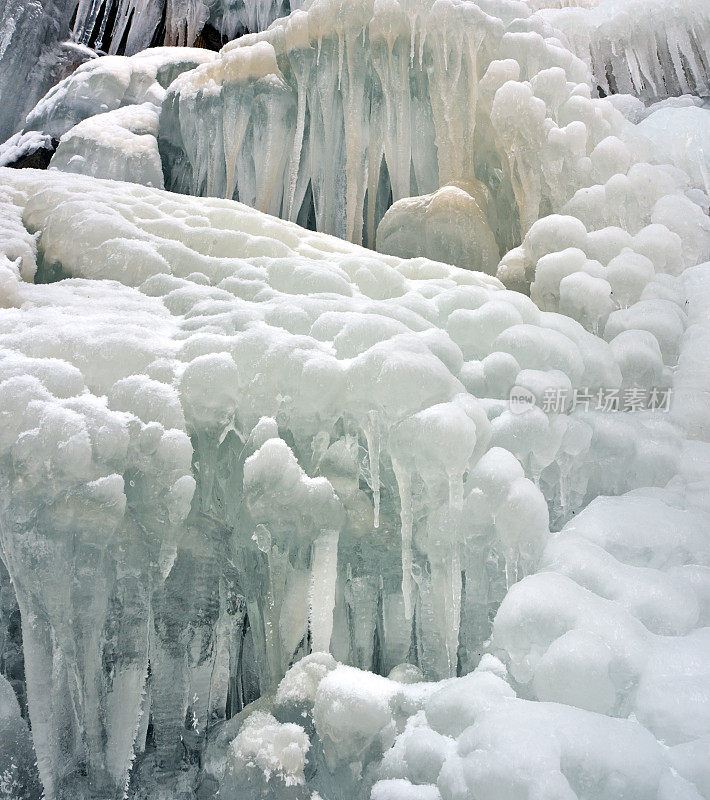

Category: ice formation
[156, 0, 708, 260]
[0, 157, 706, 797]
[49, 102, 165, 185]
[159, 0, 596, 249]
[0, 0, 709, 795]
[0, 0, 302, 143]
[0, 673, 41, 800]
[24, 48, 216, 140]
[532, 0, 710, 102]
[207, 645, 710, 799]
[0, 0, 95, 142]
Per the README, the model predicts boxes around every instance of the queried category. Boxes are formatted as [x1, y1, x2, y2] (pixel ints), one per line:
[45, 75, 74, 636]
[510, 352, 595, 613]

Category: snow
[207, 649, 709, 799]
[23, 48, 216, 140]
[49, 102, 164, 186]
[0, 131, 55, 168]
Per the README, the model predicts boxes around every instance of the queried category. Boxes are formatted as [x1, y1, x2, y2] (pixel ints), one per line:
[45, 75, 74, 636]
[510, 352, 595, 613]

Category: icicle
[410, 19, 416, 68]
[287, 78, 308, 220]
[392, 458, 414, 620]
[309, 530, 340, 652]
[364, 413, 381, 528]
[448, 469, 464, 512]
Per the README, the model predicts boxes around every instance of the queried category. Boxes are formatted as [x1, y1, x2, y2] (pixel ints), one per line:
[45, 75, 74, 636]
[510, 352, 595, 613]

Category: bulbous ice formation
[1, 165, 699, 797]
[376, 183, 500, 275]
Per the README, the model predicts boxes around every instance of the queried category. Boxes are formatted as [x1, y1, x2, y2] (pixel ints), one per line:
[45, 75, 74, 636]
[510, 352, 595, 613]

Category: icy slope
[1, 166, 704, 798]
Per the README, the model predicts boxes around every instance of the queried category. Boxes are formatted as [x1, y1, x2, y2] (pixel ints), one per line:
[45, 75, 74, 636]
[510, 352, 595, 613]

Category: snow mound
[23, 48, 216, 141]
[49, 103, 164, 187]
[208, 648, 708, 799]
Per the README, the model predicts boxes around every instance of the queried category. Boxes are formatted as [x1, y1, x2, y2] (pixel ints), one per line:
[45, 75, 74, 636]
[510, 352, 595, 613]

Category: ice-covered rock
[0, 132, 57, 169]
[0, 0, 96, 142]
[23, 48, 216, 140]
[376, 184, 501, 275]
[49, 103, 164, 186]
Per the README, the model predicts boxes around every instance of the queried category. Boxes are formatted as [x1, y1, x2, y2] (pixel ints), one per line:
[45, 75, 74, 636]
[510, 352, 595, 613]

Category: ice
[206, 651, 707, 799]
[23, 48, 216, 140]
[70, 0, 302, 56]
[49, 103, 164, 186]
[0, 0, 95, 142]
[637, 105, 710, 196]
[533, 0, 710, 102]
[1, 0, 710, 791]
[0, 166, 572, 796]
[0, 0, 301, 142]
[220, 711, 310, 795]
[153, 0, 709, 281]
[0, 674, 41, 800]
[492, 481, 710, 744]
[158, 0, 609, 250]
[3, 162, 707, 797]
[376, 185, 500, 275]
